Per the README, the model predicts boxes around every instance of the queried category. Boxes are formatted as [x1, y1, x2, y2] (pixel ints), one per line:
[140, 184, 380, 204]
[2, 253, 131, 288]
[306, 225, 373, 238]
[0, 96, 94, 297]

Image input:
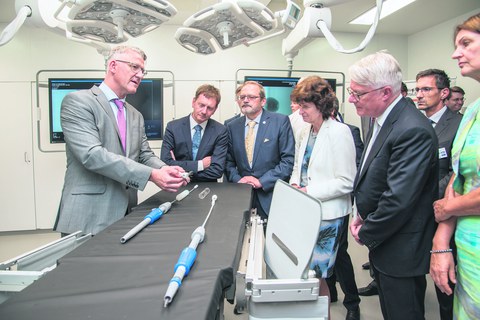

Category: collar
[245, 111, 263, 127]
[189, 115, 208, 130]
[376, 94, 402, 127]
[99, 82, 124, 102]
[429, 106, 447, 124]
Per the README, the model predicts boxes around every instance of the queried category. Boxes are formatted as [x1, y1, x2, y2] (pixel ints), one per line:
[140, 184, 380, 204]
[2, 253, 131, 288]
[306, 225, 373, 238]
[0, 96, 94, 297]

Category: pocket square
[264, 138, 270, 143]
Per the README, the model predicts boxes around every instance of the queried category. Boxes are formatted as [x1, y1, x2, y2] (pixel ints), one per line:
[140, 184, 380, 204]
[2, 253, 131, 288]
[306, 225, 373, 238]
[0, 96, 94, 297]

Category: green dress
[451, 98, 480, 319]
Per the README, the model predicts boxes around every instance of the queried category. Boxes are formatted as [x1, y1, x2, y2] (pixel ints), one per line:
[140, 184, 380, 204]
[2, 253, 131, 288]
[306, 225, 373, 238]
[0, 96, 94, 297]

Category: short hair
[415, 69, 451, 89]
[401, 82, 408, 94]
[290, 75, 336, 120]
[107, 45, 147, 63]
[348, 51, 403, 96]
[235, 81, 266, 99]
[454, 13, 480, 43]
[194, 84, 221, 106]
[446, 85, 465, 100]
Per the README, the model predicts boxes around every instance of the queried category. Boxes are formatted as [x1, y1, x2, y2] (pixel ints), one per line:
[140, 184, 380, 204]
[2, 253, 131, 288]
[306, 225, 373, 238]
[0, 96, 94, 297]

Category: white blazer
[289, 118, 357, 220]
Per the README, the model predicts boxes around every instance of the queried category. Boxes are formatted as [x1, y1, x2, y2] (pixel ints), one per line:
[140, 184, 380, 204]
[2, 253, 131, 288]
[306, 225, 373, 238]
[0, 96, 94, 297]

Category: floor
[0, 230, 441, 319]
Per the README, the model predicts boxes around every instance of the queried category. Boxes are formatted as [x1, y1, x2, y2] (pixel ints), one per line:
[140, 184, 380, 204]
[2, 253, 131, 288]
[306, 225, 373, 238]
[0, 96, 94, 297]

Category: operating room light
[1, 0, 177, 54]
[175, 0, 278, 55]
[349, 0, 417, 25]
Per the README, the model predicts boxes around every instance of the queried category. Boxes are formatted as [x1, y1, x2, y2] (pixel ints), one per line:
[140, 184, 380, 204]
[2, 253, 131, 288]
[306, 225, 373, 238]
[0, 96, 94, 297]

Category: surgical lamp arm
[282, 0, 384, 59]
[318, 0, 383, 54]
[0, 5, 32, 46]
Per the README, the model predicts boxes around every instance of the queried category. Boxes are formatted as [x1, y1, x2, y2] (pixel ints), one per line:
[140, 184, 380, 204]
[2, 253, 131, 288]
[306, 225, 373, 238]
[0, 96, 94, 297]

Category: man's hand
[430, 251, 456, 295]
[150, 166, 188, 192]
[350, 215, 364, 245]
[202, 156, 212, 169]
[238, 176, 262, 189]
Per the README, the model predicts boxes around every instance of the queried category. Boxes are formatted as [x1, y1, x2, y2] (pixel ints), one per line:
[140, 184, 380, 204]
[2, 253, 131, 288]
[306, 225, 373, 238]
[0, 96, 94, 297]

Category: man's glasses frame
[115, 59, 148, 76]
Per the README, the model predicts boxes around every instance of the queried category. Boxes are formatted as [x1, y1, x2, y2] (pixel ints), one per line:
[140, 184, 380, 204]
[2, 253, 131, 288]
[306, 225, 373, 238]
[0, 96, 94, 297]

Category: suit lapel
[233, 116, 249, 166]
[197, 120, 213, 158]
[181, 117, 193, 158]
[434, 109, 452, 137]
[92, 86, 125, 154]
[355, 99, 405, 187]
[252, 112, 269, 165]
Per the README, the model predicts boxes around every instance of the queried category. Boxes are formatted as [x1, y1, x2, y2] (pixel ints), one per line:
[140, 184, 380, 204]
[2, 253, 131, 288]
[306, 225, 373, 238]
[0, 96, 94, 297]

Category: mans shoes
[346, 307, 360, 320]
[357, 280, 378, 296]
[361, 261, 370, 270]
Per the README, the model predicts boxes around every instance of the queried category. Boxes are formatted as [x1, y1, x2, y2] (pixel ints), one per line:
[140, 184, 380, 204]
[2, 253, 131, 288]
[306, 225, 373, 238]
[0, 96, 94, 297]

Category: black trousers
[326, 214, 361, 311]
[372, 265, 427, 320]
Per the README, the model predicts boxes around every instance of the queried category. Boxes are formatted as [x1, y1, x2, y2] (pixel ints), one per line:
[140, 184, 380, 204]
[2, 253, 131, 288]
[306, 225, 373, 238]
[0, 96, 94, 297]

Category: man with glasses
[54, 45, 188, 236]
[160, 84, 228, 182]
[444, 85, 466, 114]
[225, 81, 294, 220]
[349, 52, 438, 320]
[416, 69, 462, 320]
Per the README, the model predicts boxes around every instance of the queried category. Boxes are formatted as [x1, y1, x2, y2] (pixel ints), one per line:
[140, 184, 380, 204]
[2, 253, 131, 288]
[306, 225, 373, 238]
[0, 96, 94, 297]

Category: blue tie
[192, 125, 202, 160]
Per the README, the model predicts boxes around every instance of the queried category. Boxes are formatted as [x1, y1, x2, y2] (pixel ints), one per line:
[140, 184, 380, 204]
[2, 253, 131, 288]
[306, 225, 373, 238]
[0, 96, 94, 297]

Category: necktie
[245, 121, 256, 164]
[192, 124, 202, 160]
[113, 99, 126, 153]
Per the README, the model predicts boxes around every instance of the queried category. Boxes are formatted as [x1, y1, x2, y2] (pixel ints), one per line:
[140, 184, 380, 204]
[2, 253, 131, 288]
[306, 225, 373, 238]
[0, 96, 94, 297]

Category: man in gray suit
[225, 81, 294, 219]
[416, 69, 462, 320]
[54, 46, 188, 236]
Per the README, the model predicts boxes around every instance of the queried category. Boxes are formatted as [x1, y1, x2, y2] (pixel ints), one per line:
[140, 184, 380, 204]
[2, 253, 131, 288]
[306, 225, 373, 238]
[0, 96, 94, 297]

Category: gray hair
[106, 45, 147, 63]
[348, 51, 402, 96]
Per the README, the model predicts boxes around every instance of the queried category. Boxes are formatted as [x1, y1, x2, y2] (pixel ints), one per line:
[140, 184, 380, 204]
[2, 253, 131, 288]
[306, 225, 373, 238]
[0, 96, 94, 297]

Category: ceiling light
[349, 0, 416, 25]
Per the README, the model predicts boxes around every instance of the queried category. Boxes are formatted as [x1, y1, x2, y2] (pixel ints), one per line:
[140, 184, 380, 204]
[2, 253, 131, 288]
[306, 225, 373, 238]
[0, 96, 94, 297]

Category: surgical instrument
[120, 185, 198, 244]
[163, 194, 218, 307]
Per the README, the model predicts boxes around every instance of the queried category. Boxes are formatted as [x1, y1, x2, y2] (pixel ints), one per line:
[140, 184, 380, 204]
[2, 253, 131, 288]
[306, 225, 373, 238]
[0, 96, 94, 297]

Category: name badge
[438, 147, 448, 159]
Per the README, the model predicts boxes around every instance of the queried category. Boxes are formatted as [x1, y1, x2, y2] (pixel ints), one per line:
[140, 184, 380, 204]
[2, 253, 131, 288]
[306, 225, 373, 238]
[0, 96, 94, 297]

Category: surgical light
[175, 0, 279, 55]
[1, 0, 177, 55]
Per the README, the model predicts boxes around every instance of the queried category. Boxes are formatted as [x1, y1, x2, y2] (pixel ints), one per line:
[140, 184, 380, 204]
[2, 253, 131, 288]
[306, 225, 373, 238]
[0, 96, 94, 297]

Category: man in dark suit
[416, 69, 462, 320]
[326, 102, 363, 320]
[55, 46, 187, 236]
[225, 81, 294, 219]
[349, 52, 438, 320]
[444, 86, 465, 114]
[161, 84, 228, 182]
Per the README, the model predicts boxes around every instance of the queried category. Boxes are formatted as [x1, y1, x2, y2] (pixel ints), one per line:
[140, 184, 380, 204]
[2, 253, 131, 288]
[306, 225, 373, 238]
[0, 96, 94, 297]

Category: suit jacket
[225, 110, 295, 215]
[354, 97, 438, 277]
[435, 108, 462, 197]
[55, 85, 165, 235]
[160, 115, 228, 182]
[345, 123, 364, 168]
[290, 119, 357, 220]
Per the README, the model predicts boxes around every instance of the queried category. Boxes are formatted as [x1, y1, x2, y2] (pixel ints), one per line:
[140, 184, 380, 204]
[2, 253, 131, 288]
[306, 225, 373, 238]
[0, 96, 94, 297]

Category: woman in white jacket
[289, 75, 357, 302]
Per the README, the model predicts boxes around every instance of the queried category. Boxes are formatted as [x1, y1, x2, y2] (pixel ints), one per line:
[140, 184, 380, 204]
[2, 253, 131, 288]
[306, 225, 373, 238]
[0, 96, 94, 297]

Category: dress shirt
[428, 106, 447, 128]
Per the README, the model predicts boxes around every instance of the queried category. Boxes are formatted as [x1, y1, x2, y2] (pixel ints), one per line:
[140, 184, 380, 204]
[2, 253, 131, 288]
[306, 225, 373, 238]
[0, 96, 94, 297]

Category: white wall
[408, 9, 479, 107]
[0, 9, 475, 231]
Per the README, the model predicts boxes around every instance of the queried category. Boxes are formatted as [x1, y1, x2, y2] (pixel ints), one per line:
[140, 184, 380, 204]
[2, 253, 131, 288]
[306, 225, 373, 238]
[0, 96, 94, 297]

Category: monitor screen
[244, 76, 337, 116]
[48, 78, 164, 143]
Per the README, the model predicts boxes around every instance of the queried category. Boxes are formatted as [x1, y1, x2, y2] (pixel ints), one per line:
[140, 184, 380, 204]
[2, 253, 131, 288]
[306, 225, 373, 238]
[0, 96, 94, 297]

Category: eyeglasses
[237, 95, 261, 101]
[414, 87, 444, 94]
[347, 86, 385, 101]
[115, 60, 148, 76]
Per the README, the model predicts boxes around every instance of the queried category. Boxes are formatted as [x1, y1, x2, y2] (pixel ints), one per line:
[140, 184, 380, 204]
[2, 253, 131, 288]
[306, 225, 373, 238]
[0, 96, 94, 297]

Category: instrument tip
[164, 297, 171, 308]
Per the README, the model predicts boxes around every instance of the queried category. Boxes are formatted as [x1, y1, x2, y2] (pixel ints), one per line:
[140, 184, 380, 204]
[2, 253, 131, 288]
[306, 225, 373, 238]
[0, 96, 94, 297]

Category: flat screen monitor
[48, 78, 164, 143]
[244, 76, 337, 116]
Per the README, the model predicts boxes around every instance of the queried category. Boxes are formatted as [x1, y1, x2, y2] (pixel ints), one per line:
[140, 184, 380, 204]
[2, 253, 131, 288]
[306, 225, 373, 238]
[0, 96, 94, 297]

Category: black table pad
[0, 182, 251, 320]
